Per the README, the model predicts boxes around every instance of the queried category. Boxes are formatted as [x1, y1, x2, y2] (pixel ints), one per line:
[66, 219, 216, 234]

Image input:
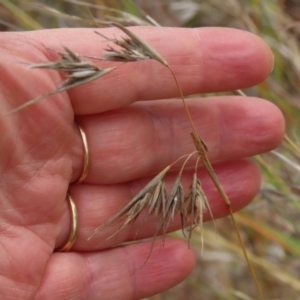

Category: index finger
[22, 26, 273, 114]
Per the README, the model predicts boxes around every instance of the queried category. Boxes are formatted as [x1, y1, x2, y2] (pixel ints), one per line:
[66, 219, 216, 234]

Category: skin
[0, 26, 284, 299]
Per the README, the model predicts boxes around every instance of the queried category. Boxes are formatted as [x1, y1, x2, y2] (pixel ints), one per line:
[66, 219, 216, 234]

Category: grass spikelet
[164, 174, 184, 232]
[3, 47, 116, 116]
[95, 22, 168, 65]
[111, 23, 168, 66]
[183, 173, 213, 248]
[88, 165, 171, 240]
[94, 30, 152, 62]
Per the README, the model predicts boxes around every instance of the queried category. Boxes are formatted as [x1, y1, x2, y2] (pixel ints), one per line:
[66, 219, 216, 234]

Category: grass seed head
[29, 47, 108, 86]
[3, 47, 116, 117]
[88, 166, 170, 240]
[95, 31, 152, 62]
[96, 22, 168, 66]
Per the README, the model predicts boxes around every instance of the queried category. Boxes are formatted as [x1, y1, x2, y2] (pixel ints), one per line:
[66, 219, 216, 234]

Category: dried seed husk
[3, 47, 116, 116]
[146, 181, 166, 217]
[183, 173, 213, 246]
[132, 181, 167, 241]
[88, 165, 170, 240]
[164, 174, 184, 232]
[95, 22, 168, 66]
[111, 23, 168, 66]
[95, 31, 151, 62]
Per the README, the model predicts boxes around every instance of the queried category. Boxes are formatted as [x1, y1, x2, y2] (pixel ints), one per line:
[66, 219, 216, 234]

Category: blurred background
[1, 0, 300, 299]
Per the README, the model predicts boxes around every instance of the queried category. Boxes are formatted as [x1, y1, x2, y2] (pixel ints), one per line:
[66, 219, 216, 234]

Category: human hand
[0, 26, 284, 299]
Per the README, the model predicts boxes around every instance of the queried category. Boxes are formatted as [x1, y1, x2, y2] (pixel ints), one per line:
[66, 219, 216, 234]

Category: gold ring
[73, 118, 90, 184]
[55, 192, 78, 252]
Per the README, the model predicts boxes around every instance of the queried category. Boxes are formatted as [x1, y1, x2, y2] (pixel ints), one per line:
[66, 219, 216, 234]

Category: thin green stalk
[284, 134, 300, 156]
[229, 207, 264, 300]
[2, 0, 42, 30]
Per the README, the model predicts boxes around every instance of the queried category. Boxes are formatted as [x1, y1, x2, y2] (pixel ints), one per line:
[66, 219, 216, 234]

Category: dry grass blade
[23, 2, 110, 27]
[2, 0, 42, 30]
[0, 19, 23, 31]
[63, 0, 152, 26]
[3, 47, 116, 116]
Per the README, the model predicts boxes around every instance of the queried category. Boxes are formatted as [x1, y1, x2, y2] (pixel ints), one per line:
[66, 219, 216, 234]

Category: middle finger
[73, 96, 283, 184]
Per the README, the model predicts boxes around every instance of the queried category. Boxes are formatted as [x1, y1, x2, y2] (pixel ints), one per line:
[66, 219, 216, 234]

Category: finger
[36, 239, 195, 300]
[72, 96, 284, 184]
[19, 26, 273, 114]
[57, 159, 260, 251]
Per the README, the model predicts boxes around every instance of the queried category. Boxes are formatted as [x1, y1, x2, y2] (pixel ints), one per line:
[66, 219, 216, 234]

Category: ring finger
[58, 159, 260, 251]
